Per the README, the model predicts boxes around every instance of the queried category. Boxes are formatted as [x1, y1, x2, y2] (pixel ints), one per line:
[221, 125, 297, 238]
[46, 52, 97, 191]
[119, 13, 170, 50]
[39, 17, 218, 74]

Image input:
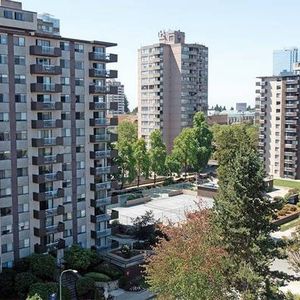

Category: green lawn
[280, 217, 300, 231]
[274, 179, 300, 190]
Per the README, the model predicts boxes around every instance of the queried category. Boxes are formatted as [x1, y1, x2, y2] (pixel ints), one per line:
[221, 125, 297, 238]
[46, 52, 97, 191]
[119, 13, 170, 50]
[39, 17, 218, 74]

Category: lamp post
[59, 269, 78, 300]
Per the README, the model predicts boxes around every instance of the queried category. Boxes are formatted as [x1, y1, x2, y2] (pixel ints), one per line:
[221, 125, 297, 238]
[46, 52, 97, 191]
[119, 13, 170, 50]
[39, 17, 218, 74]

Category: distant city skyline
[22, 0, 300, 110]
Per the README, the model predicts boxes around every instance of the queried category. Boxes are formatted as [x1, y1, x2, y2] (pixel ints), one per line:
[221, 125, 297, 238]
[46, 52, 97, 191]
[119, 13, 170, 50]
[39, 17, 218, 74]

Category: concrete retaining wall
[168, 190, 183, 197]
[125, 196, 151, 207]
[197, 186, 218, 198]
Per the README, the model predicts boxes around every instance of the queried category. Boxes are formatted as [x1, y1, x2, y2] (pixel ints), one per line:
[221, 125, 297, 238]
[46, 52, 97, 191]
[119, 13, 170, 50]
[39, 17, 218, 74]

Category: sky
[22, 0, 300, 110]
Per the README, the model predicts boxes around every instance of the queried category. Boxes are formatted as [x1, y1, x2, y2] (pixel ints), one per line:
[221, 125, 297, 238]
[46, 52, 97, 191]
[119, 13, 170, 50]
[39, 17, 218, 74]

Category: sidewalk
[110, 288, 155, 300]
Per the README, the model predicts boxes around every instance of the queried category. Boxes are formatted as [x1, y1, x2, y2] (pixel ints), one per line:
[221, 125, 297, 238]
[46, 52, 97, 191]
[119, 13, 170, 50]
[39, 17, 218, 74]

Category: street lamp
[59, 269, 78, 300]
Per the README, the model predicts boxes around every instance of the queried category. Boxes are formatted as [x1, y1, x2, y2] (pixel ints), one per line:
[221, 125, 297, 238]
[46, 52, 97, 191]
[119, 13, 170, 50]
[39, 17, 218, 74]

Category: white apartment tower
[138, 30, 208, 151]
[256, 75, 300, 179]
[107, 79, 125, 115]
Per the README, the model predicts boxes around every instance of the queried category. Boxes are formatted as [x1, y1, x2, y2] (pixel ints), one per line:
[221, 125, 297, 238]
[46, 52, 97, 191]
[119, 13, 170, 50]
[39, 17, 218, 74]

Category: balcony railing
[30, 64, 62, 75]
[90, 150, 111, 159]
[89, 85, 118, 94]
[32, 119, 63, 129]
[89, 52, 117, 62]
[32, 137, 63, 147]
[32, 171, 64, 184]
[90, 134, 111, 143]
[91, 181, 111, 191]
[34, 238, 65, 254]
[32, 154, 64, 165]
[30, 45, 62, 57]
[33, 188, 64, 201]
[91, 197, 112, 207]
[91, 228, 112, 239]
[90, 118, 108, 126]
[89, 69, 118, 78]
[34, 222, 65, 237]
[91, 214, 111, 223]
[31, 83, 62, 93]
[89, 102, 107, 110]
[31, 102, 63, 111]
[91, 166, 111, 176]
[33, 205, 64, 219]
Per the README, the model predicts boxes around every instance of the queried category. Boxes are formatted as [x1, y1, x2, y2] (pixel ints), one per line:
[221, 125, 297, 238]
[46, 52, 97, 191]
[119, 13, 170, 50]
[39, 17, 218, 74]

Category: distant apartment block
[273, 48, 298, 76]
[256, 75, 300, 179]
[0, 0, 119, 270]
[107, 79, 125, 115]
[138, 30, 208, 151]
[207, 110, 255, 126]
[236, 102, 247, 112]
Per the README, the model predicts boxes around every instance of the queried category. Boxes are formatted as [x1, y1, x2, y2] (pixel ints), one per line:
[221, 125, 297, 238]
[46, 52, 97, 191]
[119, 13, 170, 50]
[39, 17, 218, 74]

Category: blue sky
[22, 0, 300, 110]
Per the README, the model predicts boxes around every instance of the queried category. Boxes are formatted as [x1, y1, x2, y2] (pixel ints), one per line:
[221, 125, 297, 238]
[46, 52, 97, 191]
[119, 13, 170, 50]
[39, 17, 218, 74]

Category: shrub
[163, 177, 174, 186]
[28, 282, 57, 300]
[29, 254, 56, 280]
[85, 272, 111, 282]
[0, 269, 16, 299]
[92, 262, 122, 280]
[15, 272, 39, 297]
[76, 277, 95, 296]
[14, 257, 30, 273]
[26, 294, 43, 300]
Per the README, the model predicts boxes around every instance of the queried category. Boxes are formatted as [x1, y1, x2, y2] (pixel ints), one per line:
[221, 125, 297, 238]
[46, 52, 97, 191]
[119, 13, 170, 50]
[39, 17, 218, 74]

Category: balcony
[109, 102, 119, 111]
[30, 64, 62, 75]
[91, 166, 111, 176]
[33, 188, 64, 201]
[90, 118, 108, 127]
[90, 149, 118, 159]
[89, 52, 117, 62]
[32, 154, 64, 165]
[90, 134, 111, 143]
[285, 120, 297, 125]
[31, 102, 63, 111]
[286, 88, 298, 93]
[32, 137, 63, 147]
[34, 238, 65, 254]
[89, 85, 118, 94]
[32, 119, 63, 129]
[33, 205, 64, 219]
[286, 96, 298, 100]
[91, 228, 112, 239]
[110, 209, 119, 220]
[30, 45, 62, 57]
[111, 195, 119, 205]
[285, 112, 298, 117]
[32, 171, 64, 184]
[285, 144, 297, 149]
[34, 222, 65, 237]
[286, 79, 298, 85]
[89, 102, 107, 110]
[91, 181, 111, 191]
[91, 214, 111, 223]
[286, 128, 297, 133]
[286, 104, 298, 109]
[285, 136, 297, 141]
[109, 117, 118, 126]
[31, 83, 62, 93]
[91, 197, 112, 207]
[89, 69, 118, 78]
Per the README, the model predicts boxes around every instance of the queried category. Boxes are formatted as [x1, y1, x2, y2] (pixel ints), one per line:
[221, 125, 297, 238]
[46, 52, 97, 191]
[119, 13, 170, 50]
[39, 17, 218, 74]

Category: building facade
[273, 48, 298, 76]
[138, 30, 208, 151]
[256, 75, 300, 179]
[0, 0, 119, 270]
[107, 79, 125, 115]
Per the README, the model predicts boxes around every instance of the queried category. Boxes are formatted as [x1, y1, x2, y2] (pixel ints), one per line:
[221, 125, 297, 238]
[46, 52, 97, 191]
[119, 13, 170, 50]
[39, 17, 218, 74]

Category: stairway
[61, 271, 79, 300]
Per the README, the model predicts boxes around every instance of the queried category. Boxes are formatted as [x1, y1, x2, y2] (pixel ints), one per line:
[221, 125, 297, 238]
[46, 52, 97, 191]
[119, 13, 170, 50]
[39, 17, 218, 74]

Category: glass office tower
[273, 48, 298, 76]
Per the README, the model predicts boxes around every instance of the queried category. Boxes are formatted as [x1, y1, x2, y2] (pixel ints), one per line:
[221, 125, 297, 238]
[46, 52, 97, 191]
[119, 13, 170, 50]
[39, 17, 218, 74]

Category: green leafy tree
[172, 128, 197, 178]
[116, 121, 137, 188]
[134, 138, 150, 187]
[145, 210, 228, 300]
[15, 272, 39, 298]
[165, 154, 181, 176]
[26, 294, 43, 300]
[149, 130, 167, 185]
[192, 112, 213, 172]
[29, 253, 56, 280]
[213, 125, 285, 299]
[0, 269, 16, 299]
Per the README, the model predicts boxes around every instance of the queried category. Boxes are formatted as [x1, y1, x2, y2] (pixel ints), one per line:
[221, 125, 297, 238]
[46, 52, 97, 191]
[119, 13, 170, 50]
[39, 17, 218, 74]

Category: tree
[172, 128, 197, 178]
[124, 94, 130, 113]
[230, 106, 234, 110]
[192, 112, 213, 172]
[149, 130, 167, 185]
[64, 244, 99, 272]
[0, 269, 16, 299]
[116, 121, 137, 188]
[287, 227, 300, 272]
[29, 253, 56, 280]
[26, 294, 43, 300]
[145, 209, 228, 300]
[15, 272, 39, 298]
[165, 154, 181, 176]
[213, 125, 285, 299]
[134, 138, 150, 187]
[131, 106, 138, 114]
[28, 283, 57, 300]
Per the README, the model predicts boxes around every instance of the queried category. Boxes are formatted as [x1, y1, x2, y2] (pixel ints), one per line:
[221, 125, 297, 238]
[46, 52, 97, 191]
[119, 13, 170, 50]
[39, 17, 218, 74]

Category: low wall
[168, 190, 183, 197]
[197, 185, 218, 198]
[125, 196, 151, 207]
[273, 211, 300, 226]
[182, 189, 197, 196]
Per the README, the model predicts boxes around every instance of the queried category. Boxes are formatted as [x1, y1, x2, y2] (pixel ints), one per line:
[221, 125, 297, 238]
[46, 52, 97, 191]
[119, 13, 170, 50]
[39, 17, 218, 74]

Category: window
[15, 12, 24, 21]
[0, 113, 9, 122]
[2, 261, 13, 269]
[0, 74, 8, 83]
[1, 224, 12, 235]
[76, 128, 84, 136]
[0, 206, 12, 216]
[15, 94, 26, 103]
[18, 185, 28, 195]
[0, 34, 7, 45]
[76, 177, 85, 185]
[19, 238, 30, 249]
[4, 10, 13, 19]
[14, 56, 25, 65]
[19, 221, 30, 231]
[76, 95, 84, 103]
[15, 75, 26, 84]
[0, 169, 11, 179]
[16, 112, 27, 121]
[75, 61, 84, 70]
[14, 36, 25, 46]
[60, 41, 70, 51]
[78, 225, 86, 234]
[77, 209, 86, 218]
[0, 55, 7, 64]
[75, 78, 84, 86]
[16, 131, 27, 140]
[63, 229, 72, 237]
[63, 180, 71, 188]
[17, 167, 28, 177]
[64, 195, 72, 204]
[75, 43, 84, 53]
[61, 77, 70, 85]
[17, 149, 27, 158]
[63, 128, 71, 137]
[1, 243, 13, 253]
[61, 112, 70, 120]
[76, 161, 85, 170]
[76, 145, 84, 153]
[63, 212, 72, 221]
[0, 132, 10, 141]
[60, 59, 70, 69]
[62, 163, 71, 171]
[0, 151, 10, 160]
[61, 95, 70, 103]
[75, 112, 84, 120]
[77, 194, 85, 202]
[18, 203, 29, 213]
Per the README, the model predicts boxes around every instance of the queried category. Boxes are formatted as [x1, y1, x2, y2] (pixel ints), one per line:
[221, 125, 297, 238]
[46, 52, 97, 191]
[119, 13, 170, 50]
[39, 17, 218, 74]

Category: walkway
[110, 288, 155, 300]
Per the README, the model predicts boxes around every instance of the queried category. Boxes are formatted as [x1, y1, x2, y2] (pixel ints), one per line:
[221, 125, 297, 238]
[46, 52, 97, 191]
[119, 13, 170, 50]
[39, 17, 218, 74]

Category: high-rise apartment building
[107, 79, 125, 115]
[256, 75, 300, 179]
[138, 30, 208, 151]
[0, 0, 119, 270]
[273, 48, 298, 76]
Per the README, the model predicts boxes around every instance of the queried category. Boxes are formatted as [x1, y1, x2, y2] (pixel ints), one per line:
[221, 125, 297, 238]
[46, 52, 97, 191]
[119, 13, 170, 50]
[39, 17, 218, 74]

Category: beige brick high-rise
[138, 30, 208, 151]
[0, 0, 119, 270]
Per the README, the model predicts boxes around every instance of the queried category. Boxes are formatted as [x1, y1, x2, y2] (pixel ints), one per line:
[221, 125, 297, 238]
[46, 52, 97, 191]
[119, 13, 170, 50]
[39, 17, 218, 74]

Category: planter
[273, 211, 300, 226]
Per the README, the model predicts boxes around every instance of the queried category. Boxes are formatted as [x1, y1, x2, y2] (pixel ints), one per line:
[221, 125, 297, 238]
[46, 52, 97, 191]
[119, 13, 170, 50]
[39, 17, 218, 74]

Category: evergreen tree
[149, 130, 167, 185]
[213, 125, 285, 299]
[124, 94, 130, 113]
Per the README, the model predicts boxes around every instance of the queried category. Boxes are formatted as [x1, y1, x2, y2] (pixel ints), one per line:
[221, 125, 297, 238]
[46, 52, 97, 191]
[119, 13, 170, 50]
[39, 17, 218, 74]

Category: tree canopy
[134, 138, 150, 186]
